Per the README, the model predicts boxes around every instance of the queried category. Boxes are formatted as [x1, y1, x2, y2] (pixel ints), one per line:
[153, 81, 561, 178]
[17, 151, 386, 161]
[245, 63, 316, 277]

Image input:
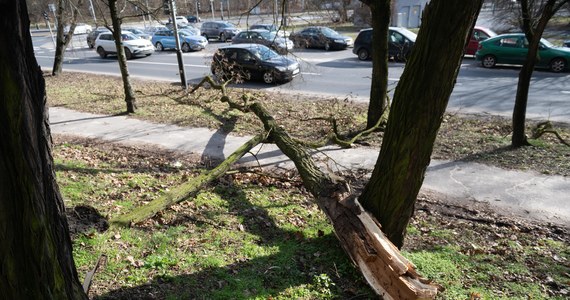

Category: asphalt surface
[49, 107, 570, 227]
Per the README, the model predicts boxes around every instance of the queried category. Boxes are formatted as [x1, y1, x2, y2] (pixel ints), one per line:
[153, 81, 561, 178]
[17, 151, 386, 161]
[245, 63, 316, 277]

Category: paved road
[32, 33, 570, 123]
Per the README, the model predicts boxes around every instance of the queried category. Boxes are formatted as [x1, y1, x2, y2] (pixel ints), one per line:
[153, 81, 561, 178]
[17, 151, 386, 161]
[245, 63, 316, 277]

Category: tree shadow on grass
[96, 177, 374, 299]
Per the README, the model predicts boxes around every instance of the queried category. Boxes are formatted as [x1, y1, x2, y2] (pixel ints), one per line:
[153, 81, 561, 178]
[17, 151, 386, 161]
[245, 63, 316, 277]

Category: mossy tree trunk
[108, 0, 137, 113]
[511, 0, 567, 147]
[0, 2, 88, 299]
[359, 0, 483, 248]
[361, 0, 391, 129]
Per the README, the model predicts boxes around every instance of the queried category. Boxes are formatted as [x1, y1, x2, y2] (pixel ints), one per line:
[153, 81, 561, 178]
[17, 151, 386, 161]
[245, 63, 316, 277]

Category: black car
[186, 15, 201, 23]
[211, 44, 300, 84]
[352, 27, 417, 61]
[564, 40, 570, 48]
[289, 26, 353, 51]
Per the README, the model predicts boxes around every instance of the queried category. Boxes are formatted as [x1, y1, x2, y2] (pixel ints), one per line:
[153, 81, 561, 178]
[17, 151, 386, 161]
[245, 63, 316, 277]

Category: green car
[475, 33, 570, 72]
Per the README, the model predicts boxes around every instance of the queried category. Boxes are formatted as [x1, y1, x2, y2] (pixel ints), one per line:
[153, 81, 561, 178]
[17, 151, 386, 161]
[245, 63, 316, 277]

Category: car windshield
[320, 27, 340, 37]
[220, 23, 234, 28]
[129, 29, 144, 35]
[250, 46, 279, 60]
[121, 33, 139, 41]
[259, 31, 277, 40]
[540, 38, 554, 48]
[394, 28, 417, 42]
[255, 24, 276, 31]
[182, 28, 200, 35]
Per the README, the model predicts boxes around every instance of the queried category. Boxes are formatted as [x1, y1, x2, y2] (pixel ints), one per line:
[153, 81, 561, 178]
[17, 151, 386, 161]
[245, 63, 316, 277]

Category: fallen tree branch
[531, 121, 570, 147]
[112, 76, 439, 298]
[110, 131, 267, 226]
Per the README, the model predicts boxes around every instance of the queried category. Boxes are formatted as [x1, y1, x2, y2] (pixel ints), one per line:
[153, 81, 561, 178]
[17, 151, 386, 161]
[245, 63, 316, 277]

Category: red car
[465, 26, 497, 56]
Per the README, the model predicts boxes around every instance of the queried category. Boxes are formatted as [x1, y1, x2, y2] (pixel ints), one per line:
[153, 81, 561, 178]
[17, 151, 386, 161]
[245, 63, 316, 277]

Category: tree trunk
[359, 0, 483, 248]
[363, 0, 391, 129]
[108, 0, 137, 113]
[0, 2, 88, 299]
[52, 0, 83, 76]
[511, 0, 562, 147]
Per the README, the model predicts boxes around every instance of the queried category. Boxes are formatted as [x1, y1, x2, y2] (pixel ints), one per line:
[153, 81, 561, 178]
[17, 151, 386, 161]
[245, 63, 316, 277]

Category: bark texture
[365, 0, 391, 129]
[359, 0, 483, 248]
[0, 1, 88, 298]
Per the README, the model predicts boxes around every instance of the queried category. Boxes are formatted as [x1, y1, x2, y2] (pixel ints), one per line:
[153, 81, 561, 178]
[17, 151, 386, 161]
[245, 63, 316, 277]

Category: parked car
[249, 23, 289, 37]
[123, 28, 152, 40]
[476, 33, 570, 72]
[352, 27, 416, 61]
[151, 30, 208, 52]
[232, 29, 293, 54]
[87, 27, 110, 48]
[289, 26, 353, 51]
[201, 21, 240, 41]
[564, 40, 570, 47]
[173, 16, 189, 24]
[179, 26, 201, 37]
[95, 31, 154, 59]
[465, 26, 497, 56]
[64, 23, 92, 35]
[211, 44, 300, 84]
[165, 22, 200, 34]
[186, 15, 201, 23]
[144, 25, 169, 35]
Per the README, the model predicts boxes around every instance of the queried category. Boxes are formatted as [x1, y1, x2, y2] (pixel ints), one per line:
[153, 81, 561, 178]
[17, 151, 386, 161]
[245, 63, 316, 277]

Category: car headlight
[334, 39, 345, 43]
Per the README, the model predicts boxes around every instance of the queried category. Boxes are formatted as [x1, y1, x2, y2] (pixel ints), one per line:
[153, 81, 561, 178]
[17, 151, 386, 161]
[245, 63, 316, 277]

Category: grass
[54, 136, 570, 299]
[46, 71, 570, 298]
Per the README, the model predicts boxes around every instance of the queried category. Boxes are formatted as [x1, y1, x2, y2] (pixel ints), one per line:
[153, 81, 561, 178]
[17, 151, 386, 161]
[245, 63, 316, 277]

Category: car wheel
[181, 42, 191, 52]
[155, 42, 164, 51]
[97, 47, 107, 58]
[357, 48, 369, 61]
[220, 33, 227, 42]
[481, 55, 496, 68]
[124, 47, 132, 60]
[549, 58, 566, 73]
[324, 42, 330, 51]
[263, 71, 275, 84]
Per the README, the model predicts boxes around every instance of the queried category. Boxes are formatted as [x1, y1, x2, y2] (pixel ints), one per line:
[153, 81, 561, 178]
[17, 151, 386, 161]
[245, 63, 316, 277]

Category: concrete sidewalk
[49, 107, 570, 227]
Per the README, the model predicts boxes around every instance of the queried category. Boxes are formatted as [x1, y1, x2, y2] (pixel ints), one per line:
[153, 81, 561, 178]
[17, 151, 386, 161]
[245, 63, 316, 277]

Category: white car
[95, 31, 154, 59]
[175, 16, 189, 24]
[64, 23, 93, 35]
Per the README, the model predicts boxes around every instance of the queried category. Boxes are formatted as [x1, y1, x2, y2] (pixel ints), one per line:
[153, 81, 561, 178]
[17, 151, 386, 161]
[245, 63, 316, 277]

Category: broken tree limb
[531, 121, 570, 147]
[221, 90, 439, 299]
[109, 131, 267, 226]
[113, 75, 439, 298]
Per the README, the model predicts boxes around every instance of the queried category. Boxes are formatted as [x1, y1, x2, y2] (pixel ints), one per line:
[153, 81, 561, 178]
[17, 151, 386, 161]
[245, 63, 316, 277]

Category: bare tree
[0, 1, 88, 298]
[52, 0, 85, 75]
[511, 0, 569, 147]
[93, 0, 143, 113]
